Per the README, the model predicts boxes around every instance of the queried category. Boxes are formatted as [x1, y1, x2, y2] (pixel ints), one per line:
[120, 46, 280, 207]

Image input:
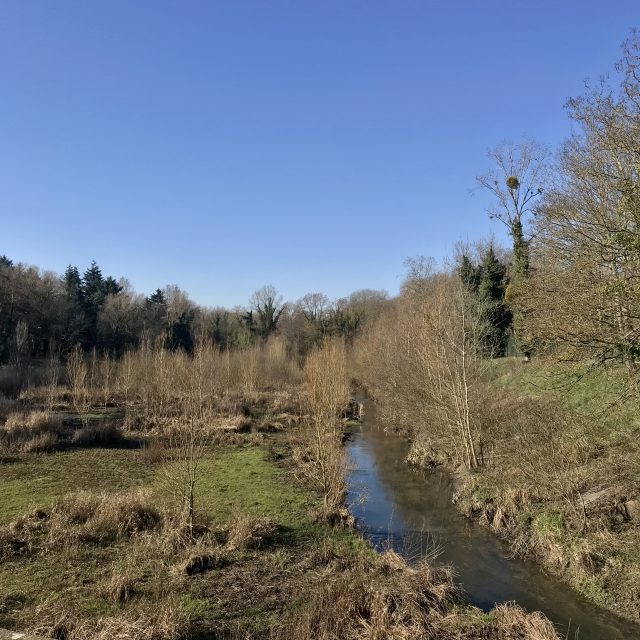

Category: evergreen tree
[144, 288, 168, 340]
[63, 265, 84, 304]
[457, 248, 512, 357]
[459, 254, 480, 293]
[82, 261, 105, 310]
[477, 247, 511, 356]
[146, 288, 166, 306]
[103, 276, 123, 297]
[61, 265, 88, 350]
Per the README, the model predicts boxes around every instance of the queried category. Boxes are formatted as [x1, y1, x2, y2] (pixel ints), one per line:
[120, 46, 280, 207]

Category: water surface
[345, 402, 639, 640]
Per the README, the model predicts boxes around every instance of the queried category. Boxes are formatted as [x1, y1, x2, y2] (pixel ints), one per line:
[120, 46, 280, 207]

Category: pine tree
[82, 261, 105, 310]
[146, 288, 166, 306]
[459, 254, 480, 293]
[63, 265, 84, 304]
[103, 276, 123, 297]
[477, 247, 511, 357]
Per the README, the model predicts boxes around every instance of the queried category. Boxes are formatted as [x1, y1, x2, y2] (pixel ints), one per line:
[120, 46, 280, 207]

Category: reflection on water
[345, 402, 639, 640]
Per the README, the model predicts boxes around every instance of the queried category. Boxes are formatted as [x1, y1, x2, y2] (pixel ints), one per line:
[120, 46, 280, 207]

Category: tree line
[0, 255, 388, 369]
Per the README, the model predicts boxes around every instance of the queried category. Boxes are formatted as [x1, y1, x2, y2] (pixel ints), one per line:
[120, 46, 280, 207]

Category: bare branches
[301, 339, 350, 514]
[477, 140, 549, 232]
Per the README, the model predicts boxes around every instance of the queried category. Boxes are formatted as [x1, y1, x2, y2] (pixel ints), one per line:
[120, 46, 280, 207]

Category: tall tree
[477, 141, 548, 356]
[525, 32, 640, 366]
[477, 246, 511, 356]
[248, 285, 285, 339]
[63, 265, 83, 305]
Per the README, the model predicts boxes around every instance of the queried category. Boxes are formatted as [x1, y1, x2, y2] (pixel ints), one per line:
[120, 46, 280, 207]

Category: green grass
[0, 448, 151, 523]
[491, 357, 638, 413]
[532, 512, 566, 536]
[491, 357, 640, 445]
[0, 444, 316, 529]
[193, 446, 313, 528]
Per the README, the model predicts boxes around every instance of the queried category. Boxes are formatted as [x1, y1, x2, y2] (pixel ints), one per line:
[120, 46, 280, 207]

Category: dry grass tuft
[21, 431, 60, 453]
[71, 422, 123, 447]
[226, 510, 278, 551]
[288, 550, 459, 640]
[181, 545, 228, 575]
[0, 490, 164, 560]
[490, 603, 561, 638]
[29, 598, 190, 640]
[1, 410, 63, 454]
[0, 395, 19, 421]
[5, 410, 64, 433]
[102, 569, 140, 603]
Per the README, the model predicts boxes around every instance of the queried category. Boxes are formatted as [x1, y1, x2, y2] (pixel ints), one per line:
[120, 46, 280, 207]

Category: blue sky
[1, 2, 636, 307]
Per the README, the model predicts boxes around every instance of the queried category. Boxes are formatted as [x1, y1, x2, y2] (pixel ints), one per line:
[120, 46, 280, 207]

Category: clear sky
[1, 2, 637, 307]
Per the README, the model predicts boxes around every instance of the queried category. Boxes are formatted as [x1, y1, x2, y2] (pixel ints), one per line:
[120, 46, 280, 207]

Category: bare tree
[524, 32, 640, 367]
[164, 413, 209, 535]
[476, 140, 549, 357]
[476, 140, 549, 276]
[357, 264, 493, 470]
[299, 292, 330, 329]
[12, 320, 30, 389]
[45, 340, 61, 413]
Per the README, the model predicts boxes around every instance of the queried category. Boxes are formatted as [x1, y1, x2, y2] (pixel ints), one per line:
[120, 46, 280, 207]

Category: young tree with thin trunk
[45, 341, 61, 413]
[164, 413, 209, 535]
[67, 344, 91, 426]
[302, 338, 350, 514]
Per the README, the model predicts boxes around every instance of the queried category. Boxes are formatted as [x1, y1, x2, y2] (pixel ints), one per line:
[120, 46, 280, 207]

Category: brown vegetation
[299, 338, 350, 518]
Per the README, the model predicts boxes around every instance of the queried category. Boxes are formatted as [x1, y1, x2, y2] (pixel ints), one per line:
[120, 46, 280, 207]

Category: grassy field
[0, 436, 366, 638]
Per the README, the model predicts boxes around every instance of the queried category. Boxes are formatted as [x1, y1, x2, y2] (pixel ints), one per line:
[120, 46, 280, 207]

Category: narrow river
[345, 401, 639, 640]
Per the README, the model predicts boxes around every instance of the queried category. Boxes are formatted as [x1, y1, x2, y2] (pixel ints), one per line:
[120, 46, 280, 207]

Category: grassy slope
[482, 358, 640, 621]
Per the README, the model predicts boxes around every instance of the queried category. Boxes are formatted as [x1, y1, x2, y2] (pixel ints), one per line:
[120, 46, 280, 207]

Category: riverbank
[385, 358, 640, 625]
[346, 406, 640, 639]
[1, 388, 563, 639]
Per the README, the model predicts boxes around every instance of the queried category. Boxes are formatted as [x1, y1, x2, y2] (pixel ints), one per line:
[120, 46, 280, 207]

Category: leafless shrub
[356, 267, 494, 470]
[300, 338, 350, 517]
[141, 436, 168, 465]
